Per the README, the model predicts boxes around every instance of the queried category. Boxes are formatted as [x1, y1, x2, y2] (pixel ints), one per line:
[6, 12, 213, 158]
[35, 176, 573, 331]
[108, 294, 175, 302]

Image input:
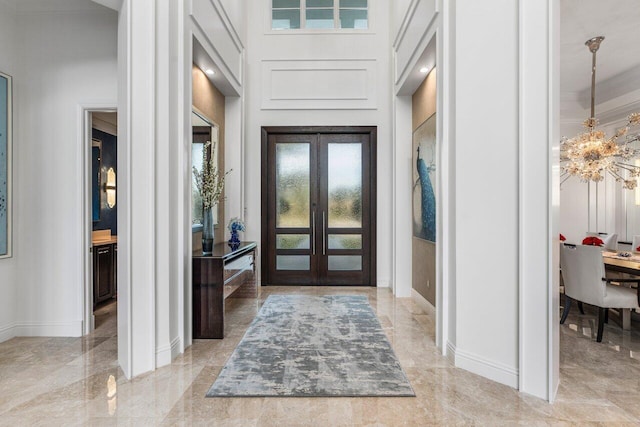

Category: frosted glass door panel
[328, 143, 362, 228]
[328, 256, 362, 271]
[277, 256, 310, 271]
[276, 143, 310, 228]
[276, 234, 311, 249]
[328, 234, 362, 249]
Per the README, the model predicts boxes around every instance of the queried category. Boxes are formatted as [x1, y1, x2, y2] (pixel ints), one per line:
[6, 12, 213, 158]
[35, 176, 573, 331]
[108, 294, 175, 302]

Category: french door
[261, 127, 376, 286]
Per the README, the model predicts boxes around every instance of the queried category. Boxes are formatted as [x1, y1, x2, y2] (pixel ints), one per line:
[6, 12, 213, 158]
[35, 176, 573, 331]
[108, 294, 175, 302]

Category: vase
[202, 207, 214, 255]
[228, 230, 240, 248]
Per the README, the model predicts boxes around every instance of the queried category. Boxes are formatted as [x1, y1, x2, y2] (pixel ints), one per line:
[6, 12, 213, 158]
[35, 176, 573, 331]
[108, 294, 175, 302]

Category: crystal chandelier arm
[615, 162, 640, 175]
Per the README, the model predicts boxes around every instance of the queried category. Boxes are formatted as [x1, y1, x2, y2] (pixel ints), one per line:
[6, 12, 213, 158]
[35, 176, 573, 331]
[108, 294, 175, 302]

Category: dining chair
[560, 244, 640, 342]
[602, 233, 618, 251]
[632, 235, 640, 252]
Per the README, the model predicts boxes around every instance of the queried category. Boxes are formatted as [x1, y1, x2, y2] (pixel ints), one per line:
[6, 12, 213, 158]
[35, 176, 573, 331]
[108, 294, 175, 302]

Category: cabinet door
[94, 244, 113, 304]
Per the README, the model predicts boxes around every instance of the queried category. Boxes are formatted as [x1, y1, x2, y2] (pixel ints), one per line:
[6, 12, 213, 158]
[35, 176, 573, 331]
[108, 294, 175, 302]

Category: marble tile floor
[1, 288, 640, 425]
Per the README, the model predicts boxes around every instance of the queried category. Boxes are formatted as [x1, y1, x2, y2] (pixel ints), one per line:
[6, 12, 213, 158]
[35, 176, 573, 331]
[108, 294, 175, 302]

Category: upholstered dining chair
[583, 233, 618, 250]
[560, 244, 640, 342]
[602, 233, 618, 251]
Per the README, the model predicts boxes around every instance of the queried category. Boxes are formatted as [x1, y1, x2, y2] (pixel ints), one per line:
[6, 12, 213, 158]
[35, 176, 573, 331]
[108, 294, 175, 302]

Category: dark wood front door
[261, 127, 376, 286]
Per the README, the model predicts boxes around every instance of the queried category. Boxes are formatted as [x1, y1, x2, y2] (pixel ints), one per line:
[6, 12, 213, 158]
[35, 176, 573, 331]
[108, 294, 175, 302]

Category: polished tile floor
[1, 288, 640, 425]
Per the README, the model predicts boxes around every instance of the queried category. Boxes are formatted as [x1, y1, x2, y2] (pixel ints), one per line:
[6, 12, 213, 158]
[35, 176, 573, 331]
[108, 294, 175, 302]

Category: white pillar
[117, 0, 157, 378]
[393, 94, 413, 298]
[118, 0, 187, 377]
[441, 0, 559, 400]
[518, 0, 560, 401]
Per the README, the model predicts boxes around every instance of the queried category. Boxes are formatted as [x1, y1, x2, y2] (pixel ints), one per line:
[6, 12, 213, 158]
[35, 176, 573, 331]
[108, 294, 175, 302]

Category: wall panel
[261, 60, 377, 110]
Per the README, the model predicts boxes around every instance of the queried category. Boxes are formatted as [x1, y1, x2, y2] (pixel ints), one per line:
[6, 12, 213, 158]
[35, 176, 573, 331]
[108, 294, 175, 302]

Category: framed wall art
[412, 113, 436, 242]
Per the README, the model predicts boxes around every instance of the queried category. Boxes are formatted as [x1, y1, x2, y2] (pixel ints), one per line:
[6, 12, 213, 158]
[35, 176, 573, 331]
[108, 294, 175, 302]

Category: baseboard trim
[449, 344, 519, 389]
[0, 322, 16, 343]
[377, 278, 391, 288]
[446, 340, 456, 365]
[157, 336, 182, 367]
[411, 288, 435, 315]
[13, 320, 83, 337]
[171, 336, 181, 359]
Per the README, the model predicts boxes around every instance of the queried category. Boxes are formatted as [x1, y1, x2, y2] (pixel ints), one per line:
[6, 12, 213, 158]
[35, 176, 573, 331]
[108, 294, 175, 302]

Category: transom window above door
[271, 0, 368, 31]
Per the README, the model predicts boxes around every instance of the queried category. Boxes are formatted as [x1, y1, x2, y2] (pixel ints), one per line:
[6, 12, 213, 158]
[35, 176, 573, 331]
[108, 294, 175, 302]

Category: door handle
[312, 211, 316, 255]
[322, 211, 326, 255]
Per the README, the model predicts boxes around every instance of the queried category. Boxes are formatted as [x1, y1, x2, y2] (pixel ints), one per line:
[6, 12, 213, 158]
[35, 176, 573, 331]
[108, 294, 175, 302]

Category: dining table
[602, 250, 640, 330]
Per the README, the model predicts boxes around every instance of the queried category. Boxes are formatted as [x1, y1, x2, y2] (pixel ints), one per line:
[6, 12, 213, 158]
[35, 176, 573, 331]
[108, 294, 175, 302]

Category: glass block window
[271, 0, 368, 31]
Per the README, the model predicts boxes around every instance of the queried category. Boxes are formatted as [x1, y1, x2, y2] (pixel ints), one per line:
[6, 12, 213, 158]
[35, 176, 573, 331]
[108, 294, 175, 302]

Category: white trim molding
[0, 322, 15, 343]
[12, 320, 84, 337]
[377, 278, 391, 288]
[156, 336, 182, 366]
[451, 345, 519, 389]
[189, 0, 244, 94]
[412, 288, 435, 316]
[260, 59, 378, 110]
[392, 0, 438, 88]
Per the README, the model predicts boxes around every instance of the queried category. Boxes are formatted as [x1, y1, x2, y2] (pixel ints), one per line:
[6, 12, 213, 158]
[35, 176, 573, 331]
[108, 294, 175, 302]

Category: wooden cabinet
[94, 242, 116, 307]
[193, 242, 257, 339]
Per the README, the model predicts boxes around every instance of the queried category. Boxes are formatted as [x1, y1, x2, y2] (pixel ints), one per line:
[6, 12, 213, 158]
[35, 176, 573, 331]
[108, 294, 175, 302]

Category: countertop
[92, 230, 118, 246]
[93, 236, 118, 246]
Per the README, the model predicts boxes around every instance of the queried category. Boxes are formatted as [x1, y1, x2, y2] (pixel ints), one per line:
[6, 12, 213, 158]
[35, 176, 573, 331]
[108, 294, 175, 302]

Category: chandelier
[560, 36, 640, 189]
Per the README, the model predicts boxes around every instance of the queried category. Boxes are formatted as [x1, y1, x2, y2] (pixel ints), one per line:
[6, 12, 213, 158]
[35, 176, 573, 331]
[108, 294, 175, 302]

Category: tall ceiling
[561, 0, 640, 94]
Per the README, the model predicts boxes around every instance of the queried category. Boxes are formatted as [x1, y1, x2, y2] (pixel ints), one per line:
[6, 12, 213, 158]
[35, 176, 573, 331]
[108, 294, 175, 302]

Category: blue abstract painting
[412, 113, 436, 242]
[0, 72, 10, 257]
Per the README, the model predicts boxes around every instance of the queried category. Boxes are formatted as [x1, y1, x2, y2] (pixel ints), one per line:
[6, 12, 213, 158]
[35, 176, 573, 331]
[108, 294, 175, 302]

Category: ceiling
[561, 0, 640, 96]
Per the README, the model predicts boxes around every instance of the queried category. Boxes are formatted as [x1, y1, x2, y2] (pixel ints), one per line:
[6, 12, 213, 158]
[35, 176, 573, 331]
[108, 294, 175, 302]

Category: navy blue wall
[92, 128, 118, 235]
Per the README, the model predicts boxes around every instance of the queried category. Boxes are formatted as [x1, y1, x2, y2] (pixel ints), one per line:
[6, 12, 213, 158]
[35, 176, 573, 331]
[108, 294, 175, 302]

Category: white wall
[0, 1, 17, 343]
[13, 7, 118, 337]
[245, 0, 393, 288]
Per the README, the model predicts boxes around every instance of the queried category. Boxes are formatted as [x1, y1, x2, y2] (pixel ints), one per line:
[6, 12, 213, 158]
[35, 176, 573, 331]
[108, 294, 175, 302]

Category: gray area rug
[206, 295, 415, 397]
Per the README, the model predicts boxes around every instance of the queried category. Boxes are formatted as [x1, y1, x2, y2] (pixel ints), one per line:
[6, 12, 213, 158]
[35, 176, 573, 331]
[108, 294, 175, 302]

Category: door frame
[80, 105, 118, 335]
[261, 126, 377, 286]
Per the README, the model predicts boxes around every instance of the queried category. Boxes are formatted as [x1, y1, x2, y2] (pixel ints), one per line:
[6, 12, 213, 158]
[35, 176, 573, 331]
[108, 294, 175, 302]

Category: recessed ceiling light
[205, 69, 215, 76]
[420, 67, 429, 74]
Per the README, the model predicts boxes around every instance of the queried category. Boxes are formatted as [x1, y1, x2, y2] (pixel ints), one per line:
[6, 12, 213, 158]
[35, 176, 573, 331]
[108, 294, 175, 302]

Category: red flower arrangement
[559, 234, 566, 241]
[636, 246, 640, 252]
[582, 236, 604, 246]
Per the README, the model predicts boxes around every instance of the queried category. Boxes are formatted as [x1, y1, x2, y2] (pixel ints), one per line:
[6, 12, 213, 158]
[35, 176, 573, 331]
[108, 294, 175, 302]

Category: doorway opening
[84, 109, 118, 339]
[261, 126, 377, 286]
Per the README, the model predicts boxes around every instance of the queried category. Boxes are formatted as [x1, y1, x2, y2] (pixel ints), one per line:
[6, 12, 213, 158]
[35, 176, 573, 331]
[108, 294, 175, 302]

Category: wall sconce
[103, 167, 116, 208]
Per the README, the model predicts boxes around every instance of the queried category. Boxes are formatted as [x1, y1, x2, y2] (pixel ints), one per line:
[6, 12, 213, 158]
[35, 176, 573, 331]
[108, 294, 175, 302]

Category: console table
[192, 241, 257, 339]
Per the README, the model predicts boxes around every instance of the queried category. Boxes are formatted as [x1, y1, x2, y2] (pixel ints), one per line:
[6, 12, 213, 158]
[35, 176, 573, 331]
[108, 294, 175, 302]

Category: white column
[119, 0, 189, 377]
[441, 0, 558, 400]
[393, 94, 413, 297]
[518, 0, 560, 401]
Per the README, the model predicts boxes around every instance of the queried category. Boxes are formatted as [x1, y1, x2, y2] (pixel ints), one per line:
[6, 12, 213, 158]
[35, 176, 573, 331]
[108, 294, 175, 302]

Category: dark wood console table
[192, 241, 257, 339]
